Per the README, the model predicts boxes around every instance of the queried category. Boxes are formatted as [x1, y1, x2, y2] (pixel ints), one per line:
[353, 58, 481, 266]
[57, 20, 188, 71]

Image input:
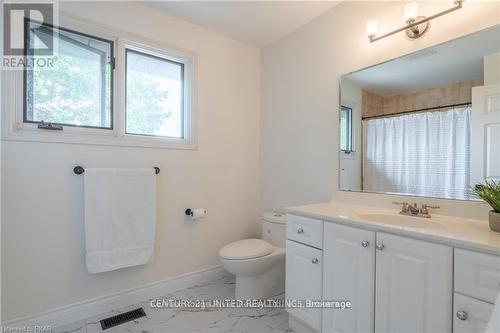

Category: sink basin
[357, 213, 443, 229]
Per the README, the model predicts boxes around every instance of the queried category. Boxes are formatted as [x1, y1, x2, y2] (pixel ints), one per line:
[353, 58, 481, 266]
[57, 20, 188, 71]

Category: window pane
[126, 49, 184, 138]
[25, 21, 113, 128]
[340, 106, 352, 151]
[340, 111, 347, 150]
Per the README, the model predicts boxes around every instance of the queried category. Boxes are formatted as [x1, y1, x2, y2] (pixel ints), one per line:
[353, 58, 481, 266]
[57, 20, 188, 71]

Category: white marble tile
[56, 319, 87, 333]
[54, 274, 290, 333]
[189, 307, 288, 333]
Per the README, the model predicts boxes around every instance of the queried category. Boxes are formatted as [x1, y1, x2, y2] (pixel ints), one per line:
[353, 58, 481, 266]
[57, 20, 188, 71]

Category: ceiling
[343, 25, 500, 96]
[146, 1, 340, 47]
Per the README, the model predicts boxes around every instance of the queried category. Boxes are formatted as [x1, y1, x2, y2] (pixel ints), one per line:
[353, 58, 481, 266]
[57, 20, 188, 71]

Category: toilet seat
[219, 238, 273, 260]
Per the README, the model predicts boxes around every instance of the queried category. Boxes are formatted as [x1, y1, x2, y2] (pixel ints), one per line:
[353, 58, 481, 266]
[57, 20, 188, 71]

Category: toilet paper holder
[185, 208, 207, 218]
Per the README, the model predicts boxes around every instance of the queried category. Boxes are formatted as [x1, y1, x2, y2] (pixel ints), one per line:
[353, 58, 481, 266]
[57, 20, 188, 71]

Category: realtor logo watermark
[2, 0, 58, 69]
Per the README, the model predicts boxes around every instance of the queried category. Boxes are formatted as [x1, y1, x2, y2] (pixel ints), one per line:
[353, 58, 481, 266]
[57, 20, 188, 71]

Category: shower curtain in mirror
[362, 107, 471, 200]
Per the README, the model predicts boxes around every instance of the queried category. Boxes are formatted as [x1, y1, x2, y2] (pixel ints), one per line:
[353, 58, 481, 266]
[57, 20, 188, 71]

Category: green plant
[473, 180, 500, 213]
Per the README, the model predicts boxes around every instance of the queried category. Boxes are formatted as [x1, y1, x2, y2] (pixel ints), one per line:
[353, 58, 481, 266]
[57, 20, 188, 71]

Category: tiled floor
[55, 274, 291, 333]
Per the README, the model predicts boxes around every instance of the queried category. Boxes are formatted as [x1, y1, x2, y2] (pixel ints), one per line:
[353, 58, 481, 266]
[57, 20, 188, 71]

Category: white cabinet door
[453, 293, 494, 333]
[322, 223, 375, 333]
[375, 232, 453, 333]
[455, 248, 500, 304]
[286, 240, 323, 332]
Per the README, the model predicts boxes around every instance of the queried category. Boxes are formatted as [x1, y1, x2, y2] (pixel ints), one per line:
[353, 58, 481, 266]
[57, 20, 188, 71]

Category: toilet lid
[219, 239, 273, 260]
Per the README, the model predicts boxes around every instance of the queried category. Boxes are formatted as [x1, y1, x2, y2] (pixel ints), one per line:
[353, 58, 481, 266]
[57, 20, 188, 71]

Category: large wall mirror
[339, 25, 500, 201]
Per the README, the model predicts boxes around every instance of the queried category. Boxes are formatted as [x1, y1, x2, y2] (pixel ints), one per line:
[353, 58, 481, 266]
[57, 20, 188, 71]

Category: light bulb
[366, 20, 378, 37]
[404, 1, 419, 23]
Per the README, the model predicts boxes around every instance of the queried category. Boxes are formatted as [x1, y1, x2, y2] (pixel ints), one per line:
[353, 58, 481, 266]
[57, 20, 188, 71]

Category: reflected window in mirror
[340, 105, 353, 153]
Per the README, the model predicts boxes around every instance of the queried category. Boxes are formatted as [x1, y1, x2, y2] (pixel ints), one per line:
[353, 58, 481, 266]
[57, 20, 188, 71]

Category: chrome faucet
[392, 202, 440, 218]
[419, 204, 440, 218]
[408, 202, 420, 215]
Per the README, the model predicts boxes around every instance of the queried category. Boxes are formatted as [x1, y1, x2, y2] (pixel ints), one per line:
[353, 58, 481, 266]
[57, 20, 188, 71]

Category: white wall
[261, 1, 500, 217]
[1, 1, 260, 321]
[339, 80, 362, 191]
[485, 52, 500, 85]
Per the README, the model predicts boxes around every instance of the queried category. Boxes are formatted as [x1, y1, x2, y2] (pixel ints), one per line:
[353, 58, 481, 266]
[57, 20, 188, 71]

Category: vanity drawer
[453, 293, 494, 333]
[455, 248, 500, 303]
[287, 215, 323, 249]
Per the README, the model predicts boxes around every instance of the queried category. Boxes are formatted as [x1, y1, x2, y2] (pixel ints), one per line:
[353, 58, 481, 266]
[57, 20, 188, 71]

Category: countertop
[286, 202, 500, 256]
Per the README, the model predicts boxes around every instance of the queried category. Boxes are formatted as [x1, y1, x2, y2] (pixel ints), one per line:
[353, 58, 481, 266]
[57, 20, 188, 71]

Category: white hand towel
[84, 168, 156, 273]
[485, 290, 500, 333]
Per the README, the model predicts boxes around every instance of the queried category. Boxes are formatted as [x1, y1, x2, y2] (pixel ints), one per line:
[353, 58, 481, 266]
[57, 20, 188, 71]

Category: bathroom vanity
[285, 203, 500, 333]
[303, 24, 500, 333]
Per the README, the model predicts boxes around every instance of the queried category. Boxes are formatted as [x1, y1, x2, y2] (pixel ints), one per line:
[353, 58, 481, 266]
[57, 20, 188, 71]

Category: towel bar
[73, 166, 160, 175]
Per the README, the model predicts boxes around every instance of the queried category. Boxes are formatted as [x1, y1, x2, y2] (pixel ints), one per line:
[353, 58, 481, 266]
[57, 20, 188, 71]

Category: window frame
[339, 105, 353, 153]
[124, 46, 186, 139]
[2, 16, 197, 150]
[23, 18, 115, 130]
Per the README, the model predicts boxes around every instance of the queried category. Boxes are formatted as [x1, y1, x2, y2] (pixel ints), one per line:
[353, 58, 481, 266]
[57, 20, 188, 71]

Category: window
[126, 49, 184, 138]
[24, 20, 114, 129]
[339, 105, 353, 152]
[3, 17, 196, 149]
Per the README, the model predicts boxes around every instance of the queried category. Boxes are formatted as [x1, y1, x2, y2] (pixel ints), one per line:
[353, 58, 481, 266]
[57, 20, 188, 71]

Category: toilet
[219, 212, 287, 300]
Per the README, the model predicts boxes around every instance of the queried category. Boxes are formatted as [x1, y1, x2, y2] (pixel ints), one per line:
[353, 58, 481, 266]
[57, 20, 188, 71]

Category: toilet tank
[261, 212, 287, 247]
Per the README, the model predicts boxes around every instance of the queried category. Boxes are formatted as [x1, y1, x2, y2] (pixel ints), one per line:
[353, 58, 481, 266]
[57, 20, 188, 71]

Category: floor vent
[100, 307, 146, 330]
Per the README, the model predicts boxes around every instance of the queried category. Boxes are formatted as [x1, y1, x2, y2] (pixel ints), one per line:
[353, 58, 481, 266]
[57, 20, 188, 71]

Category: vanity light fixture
[366, 0, 464, 43]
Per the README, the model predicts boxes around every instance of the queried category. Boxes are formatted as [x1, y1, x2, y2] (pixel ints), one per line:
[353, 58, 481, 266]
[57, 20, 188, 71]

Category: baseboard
[3, 265, 228, 329]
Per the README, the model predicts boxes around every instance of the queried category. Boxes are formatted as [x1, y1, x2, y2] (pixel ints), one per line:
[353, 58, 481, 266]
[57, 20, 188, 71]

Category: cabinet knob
[376, 243, 385, 251]
[361, 240, 370, 248]
[456, 311, 468, 321]
[297, 228, 304, 234]
[312, 258, 319, 264]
